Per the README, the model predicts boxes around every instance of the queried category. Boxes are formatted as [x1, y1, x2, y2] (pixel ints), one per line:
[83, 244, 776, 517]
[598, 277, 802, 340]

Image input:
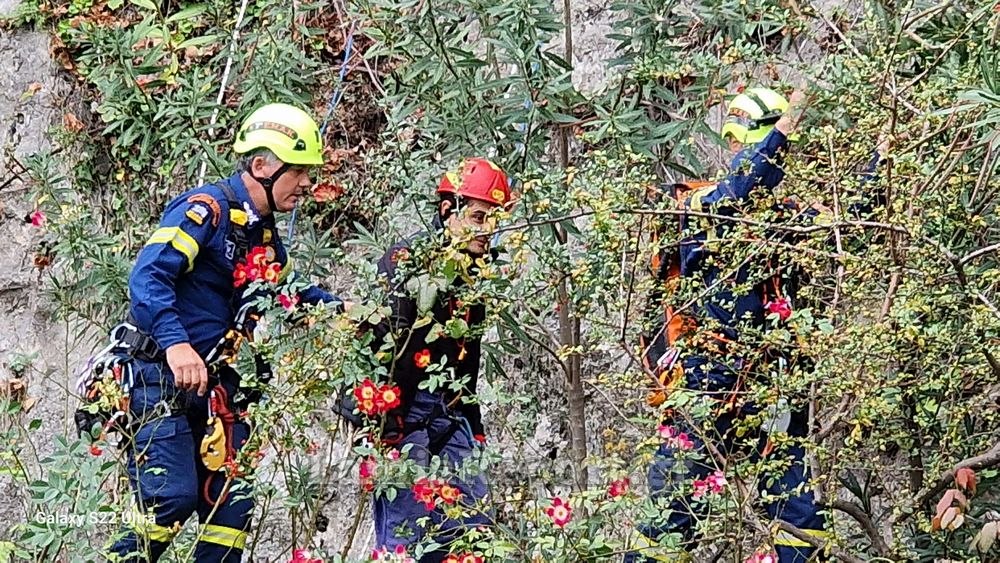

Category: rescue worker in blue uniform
[625, 87, 831, 562]
[108, 103, 343, 562]
[365, 158, 512, 562]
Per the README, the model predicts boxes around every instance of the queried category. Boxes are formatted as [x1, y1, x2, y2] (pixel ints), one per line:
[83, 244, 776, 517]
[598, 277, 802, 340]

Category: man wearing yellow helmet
[103, 102, 343, 562]
[626, 87, 831, 563]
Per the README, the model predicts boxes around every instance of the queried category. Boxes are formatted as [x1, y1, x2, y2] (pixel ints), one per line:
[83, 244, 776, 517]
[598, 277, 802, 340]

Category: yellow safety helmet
[720, 87, 789, 145]
[233, 103, 323, 166]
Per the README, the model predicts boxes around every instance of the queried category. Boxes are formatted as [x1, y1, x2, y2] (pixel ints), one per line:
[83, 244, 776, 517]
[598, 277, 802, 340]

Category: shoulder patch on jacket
[186, 194, 221, 227]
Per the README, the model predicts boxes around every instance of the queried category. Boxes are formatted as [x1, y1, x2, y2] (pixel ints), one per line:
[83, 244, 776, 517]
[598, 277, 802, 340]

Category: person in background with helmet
[367, 157, 511, 562]
[625, 87, 829, 563]
[108, 102, 344, 562]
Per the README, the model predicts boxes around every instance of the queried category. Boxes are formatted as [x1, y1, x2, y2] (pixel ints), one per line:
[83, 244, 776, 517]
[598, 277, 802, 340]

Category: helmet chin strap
[250, 163, 291, 215]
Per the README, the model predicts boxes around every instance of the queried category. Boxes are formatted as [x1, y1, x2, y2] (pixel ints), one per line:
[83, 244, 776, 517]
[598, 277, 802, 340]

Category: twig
[961, 242, 1000, 265]
[825, 499, 892, 556]
[897, 440, 1000, 524]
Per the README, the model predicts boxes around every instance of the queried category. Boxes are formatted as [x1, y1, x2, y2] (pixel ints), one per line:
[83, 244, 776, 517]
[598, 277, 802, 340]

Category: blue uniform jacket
[677, 128, 790, 338]
[672, 129, 882, 391]
[128, 173, 340, 358]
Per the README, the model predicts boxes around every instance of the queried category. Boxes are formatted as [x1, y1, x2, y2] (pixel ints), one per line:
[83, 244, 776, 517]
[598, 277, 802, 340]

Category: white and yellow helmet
[720, 87, 788, 145]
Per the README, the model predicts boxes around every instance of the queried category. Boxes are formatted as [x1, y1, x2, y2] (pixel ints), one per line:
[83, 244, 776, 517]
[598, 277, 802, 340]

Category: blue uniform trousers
[374, 391, 490, 562]
[109, 360, 253, 562]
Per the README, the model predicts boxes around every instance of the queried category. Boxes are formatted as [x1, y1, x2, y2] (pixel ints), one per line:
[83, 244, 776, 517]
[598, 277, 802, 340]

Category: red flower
[89, 443, 103, 456]
[545, 496, 572, 528]
[473, 434, 487, 445]
[233, 263, 249, 288]
[359, 398, 376, 414]
[278, 293, 300, 311]
[608, 477, 630, 498]
[412, 477, 439, 510]
[766, 297, 793, 321]
[352, 380, 401, 415]
[438, 484, 463, 505]
[444, 554, 483, 563]
[263, 262, 283, 283]
[359, 456, 377, 492]
[247, 246, 270, 268]
[414, 349, 432, 369]
[29, 210, 46, 228]
[379, 385, 401, 410]
[312, 182, 345, 203]
[354, 380, 381, 415]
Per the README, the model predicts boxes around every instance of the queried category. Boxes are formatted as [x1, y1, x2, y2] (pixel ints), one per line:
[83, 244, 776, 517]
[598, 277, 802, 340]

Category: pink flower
[371, 545, 414, 562]
[658, 425, 695, 451]
[766, 297, 792, 321]
[745, 551, 778, 563]
[608, 478, 630, 498]
[359, 457, 377, 492]
[707, 470, 727, 492]
[545, 496, 572, 528]
[29, 210, 45, 227]
[386, 448, 400, 461]
[692, 470, 727, 499]
[278, 293, 300, 310]
[289, 549, 324, 563]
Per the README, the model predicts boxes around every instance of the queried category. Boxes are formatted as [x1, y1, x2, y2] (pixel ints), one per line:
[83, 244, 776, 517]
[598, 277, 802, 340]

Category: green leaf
[129, 0, 158, 11]
[166, 4, 207, 23]
[177, 34, 221, 49]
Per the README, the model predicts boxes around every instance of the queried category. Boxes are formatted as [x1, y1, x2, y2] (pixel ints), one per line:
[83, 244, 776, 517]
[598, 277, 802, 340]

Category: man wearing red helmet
[365, 157, 511, 561]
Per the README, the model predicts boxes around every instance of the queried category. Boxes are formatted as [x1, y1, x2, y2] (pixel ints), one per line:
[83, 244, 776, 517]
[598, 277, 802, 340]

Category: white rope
[197, 0, 252, 187]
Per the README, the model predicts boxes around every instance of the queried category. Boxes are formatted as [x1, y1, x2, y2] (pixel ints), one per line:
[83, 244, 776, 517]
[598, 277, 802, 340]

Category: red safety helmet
[437, 157, 511, 207]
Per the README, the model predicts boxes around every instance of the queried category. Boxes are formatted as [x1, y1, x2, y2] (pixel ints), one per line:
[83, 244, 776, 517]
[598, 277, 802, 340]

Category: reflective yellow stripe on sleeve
[146, 227, 199, 272]
[773, 528, 831, 547]
[200, 524, 247, 550]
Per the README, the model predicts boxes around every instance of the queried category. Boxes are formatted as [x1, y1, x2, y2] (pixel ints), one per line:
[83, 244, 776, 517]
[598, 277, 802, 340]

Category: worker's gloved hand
[167, 343, 208, 396]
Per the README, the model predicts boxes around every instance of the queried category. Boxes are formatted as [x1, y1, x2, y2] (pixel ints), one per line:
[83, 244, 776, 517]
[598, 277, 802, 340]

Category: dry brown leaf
[20, 397, 38, 413]
[63, 112, 85, 133]
[971, 521, 1000, 552]
[25, 82, 43, 97]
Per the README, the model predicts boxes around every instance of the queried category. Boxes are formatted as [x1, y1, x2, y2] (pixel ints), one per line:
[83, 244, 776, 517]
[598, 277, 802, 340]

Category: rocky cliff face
[0, 5, 92, 536]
